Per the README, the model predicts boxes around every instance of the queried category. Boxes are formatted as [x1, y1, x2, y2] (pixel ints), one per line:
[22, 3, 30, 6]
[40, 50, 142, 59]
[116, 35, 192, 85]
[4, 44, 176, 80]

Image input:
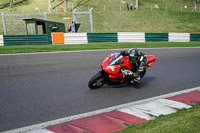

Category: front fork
[99, 69, 109, 80]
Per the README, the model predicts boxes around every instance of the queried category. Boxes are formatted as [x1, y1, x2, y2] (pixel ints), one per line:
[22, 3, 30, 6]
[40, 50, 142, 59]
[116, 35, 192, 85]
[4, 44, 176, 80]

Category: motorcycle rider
[120, 48, 147, 83]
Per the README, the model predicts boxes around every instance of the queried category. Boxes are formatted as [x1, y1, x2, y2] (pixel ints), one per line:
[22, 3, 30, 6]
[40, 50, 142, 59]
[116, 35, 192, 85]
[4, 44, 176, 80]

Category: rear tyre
[141, 69, 146, 78]
[88, 72, 107, 89]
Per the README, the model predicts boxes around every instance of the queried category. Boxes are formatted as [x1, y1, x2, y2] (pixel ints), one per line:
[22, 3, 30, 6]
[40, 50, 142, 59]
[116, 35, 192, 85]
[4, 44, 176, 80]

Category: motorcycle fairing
[146, 55, 156, 68]
[102, 53, 133, 76]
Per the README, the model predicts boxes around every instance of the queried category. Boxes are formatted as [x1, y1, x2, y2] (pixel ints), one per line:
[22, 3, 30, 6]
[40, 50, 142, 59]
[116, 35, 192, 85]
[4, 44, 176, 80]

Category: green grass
[1, 0, 200, 34]
[116, 102, 200, 133]
[0, 42, 200, 54]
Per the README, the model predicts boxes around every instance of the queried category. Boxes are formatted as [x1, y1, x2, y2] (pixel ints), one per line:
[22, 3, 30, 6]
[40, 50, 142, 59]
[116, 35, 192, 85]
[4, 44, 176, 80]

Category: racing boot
[131, 72, 141, 83]
[132, 61, 146, 83]
[133, 76, 141, 83]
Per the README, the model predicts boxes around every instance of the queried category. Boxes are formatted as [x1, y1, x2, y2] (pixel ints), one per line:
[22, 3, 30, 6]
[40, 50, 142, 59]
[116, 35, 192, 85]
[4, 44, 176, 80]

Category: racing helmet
[128, 48, 140, 58]
[128, 48, 141, 63]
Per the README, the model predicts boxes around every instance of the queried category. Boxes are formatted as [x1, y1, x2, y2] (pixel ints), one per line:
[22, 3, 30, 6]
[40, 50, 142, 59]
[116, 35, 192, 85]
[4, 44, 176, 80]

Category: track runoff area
[2, 47, 200, 133]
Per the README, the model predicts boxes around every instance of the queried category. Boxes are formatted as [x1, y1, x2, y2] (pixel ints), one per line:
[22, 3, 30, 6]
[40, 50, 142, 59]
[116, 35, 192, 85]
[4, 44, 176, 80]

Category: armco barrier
[169, 33, 190, 42]
[118, 32, 145, 42]
[64, 33, 88, 44]
[190, 33, 200, 41]
[87, 33, 118, 43]
[0, 35, 4, 46]
[3, 34, 51, 46]
[145, 33, 168, 42]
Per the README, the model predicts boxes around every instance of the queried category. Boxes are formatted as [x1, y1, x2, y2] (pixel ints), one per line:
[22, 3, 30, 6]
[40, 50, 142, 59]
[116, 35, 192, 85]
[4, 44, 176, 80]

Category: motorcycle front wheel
[88, 72, 107, 89]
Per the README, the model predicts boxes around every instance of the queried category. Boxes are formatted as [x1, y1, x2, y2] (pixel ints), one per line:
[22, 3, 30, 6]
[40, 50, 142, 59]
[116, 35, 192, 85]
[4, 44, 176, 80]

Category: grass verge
[0, 42, 200, 54]
[117, 102, 200, 133]
[1, 0, 200, 34]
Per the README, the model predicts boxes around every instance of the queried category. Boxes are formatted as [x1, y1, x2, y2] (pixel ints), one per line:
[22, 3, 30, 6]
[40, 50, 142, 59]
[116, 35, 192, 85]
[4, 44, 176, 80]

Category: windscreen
[109, 53, 124, 65]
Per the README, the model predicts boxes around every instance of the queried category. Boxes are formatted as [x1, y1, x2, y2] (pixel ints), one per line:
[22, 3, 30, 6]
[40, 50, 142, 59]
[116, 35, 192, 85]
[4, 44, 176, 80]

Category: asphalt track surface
[0, 48, 200, 132]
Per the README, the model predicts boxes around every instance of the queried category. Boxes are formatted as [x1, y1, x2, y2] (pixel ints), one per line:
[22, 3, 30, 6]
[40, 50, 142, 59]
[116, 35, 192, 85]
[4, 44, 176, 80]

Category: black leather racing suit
[120, 49, 147, 82]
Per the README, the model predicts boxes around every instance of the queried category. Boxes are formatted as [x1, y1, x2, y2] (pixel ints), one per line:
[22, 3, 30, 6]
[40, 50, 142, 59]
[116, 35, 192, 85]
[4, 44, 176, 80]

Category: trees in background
[0, 0, 27, 9]
[48, 0, 52, 12]
[1, 0, 199, 11]
[64, 0, 68, 12]
[193, 0, 199, 4]
[10, 0, 14, 7]
[48, 0, 68, 13]
[48, 0, 90, 13]
[1, 0, 90, 12]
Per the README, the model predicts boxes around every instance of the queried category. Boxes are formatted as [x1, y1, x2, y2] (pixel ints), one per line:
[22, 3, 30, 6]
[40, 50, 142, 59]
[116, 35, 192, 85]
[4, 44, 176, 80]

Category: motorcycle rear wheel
[88, 72, 107, 89]
[141, 69, 146, 78]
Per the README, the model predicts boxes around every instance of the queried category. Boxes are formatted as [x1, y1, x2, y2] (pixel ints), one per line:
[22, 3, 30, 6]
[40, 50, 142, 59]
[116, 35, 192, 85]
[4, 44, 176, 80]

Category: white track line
[0, 47, 200, 56]
[3, 86, 200, 133]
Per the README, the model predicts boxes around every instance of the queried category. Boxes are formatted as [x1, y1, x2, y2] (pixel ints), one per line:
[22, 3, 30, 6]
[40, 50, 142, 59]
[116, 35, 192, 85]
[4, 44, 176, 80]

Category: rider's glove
[122, 69, 133, 76]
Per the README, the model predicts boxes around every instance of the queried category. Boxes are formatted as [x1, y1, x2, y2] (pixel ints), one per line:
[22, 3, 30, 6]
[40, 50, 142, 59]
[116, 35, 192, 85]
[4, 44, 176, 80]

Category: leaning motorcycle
[88, 52, 156, 89]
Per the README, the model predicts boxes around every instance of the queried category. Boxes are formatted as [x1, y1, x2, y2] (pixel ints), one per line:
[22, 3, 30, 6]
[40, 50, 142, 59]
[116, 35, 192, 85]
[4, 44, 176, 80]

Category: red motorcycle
[88, 52, 156, 89]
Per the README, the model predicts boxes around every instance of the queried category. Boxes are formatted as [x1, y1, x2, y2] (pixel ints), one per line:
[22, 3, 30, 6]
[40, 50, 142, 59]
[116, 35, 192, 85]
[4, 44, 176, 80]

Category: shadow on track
[98, 76, 156, 90]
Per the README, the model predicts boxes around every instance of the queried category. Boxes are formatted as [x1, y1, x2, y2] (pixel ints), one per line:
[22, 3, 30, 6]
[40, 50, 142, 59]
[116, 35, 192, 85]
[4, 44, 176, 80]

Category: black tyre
[141, 69, 146, 78]
[88, 72, 107, 89]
